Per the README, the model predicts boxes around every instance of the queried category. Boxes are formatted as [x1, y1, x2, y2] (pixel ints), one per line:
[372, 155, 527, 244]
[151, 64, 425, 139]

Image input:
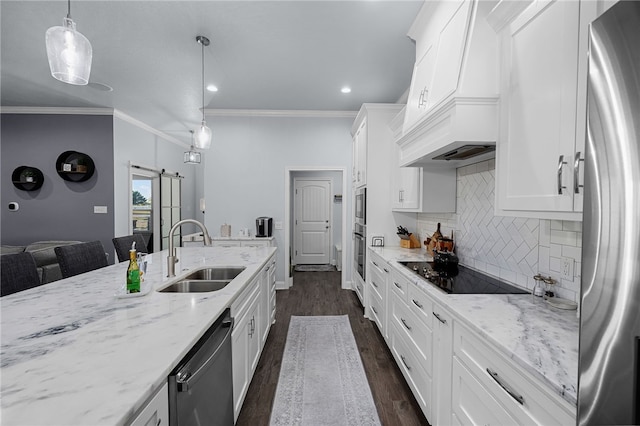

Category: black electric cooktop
[398, 261, 529, 295]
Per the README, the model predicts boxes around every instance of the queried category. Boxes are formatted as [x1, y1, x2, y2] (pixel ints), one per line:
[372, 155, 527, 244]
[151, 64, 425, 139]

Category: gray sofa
[1, 241, 82, 284]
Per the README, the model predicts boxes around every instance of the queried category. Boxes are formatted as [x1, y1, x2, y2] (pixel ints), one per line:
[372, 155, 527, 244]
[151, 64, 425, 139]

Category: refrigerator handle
[574, 152, 584, 194]
[557, 155, 568, 195]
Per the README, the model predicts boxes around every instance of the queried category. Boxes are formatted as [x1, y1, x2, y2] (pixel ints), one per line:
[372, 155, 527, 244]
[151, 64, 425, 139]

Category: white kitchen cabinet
[452, 320, 575, 425]
[367, 251, 390, 339]
[260, 255, 276, 344]
[431, 302, 453, 426]
[352, 118, 367, 187]
[494, 0, 597, 220]
[231, 277, 261, 422]
[211, 238, 274, 248]
[128, 382, 169, 426]
[403, 0, 474, 132]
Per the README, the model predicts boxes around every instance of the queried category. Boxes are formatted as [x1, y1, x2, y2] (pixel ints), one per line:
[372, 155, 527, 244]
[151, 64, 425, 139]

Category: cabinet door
[496, 0, 580, 213]
[356, 119, 368, 187]
[432, 305, 453, 426]
[232, 312, 250, 421]
[451, 357, 520, 426]
[404, 45, 437, 129]
[427, 0, 472, 109]
[129, 383, 168, 426]
[247, 301, 261, 375]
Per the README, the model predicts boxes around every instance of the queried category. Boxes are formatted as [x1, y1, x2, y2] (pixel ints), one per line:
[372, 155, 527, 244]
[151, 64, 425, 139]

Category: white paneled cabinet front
[231, 255, 275, 422]
[128, 382, 169, 426]
[403, 0, 474, 132]
[352, 118, 368, 187]
[495, 0, 595, 220]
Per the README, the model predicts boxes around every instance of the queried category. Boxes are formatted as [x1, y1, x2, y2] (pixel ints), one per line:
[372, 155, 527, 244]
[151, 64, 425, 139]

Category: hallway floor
[235, 271, 429, 426]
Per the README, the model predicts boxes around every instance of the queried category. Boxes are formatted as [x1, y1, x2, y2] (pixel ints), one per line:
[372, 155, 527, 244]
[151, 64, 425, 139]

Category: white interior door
[294, 179, 331, 265]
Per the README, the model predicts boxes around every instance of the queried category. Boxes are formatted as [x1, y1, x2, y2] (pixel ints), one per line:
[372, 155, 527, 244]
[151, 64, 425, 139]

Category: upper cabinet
[493, 0, 599, 220]
[352, 118, 368, 188]
[397, 0, 500, 168]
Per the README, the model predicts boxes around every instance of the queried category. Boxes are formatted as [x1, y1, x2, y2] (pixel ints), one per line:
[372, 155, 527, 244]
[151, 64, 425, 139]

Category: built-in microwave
[355, 187, 366, 225]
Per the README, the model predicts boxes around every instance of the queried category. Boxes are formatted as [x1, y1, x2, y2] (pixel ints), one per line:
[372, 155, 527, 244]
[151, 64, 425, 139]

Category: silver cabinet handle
[412, 299, 423, 309]
[371, 306, 378, 315]
[487, 368, 524, 405]
[383, 267, 389, 273]
[400, 355, 411, 371]
[373, 261, 379, 267]
[557, 155, 567, 195]
[399, 190, 402, 203]
[394, 281, 402, 290]
[433, 311, 446, 324]
[371, 281, 378, 288]
[574, 151, 584, 194]
[401, 318, 412, 330]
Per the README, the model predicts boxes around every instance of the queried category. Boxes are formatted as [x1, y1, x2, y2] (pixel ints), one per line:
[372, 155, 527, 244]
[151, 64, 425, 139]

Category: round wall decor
[56, 151, 95, 182]
[12, 166, 44, 191]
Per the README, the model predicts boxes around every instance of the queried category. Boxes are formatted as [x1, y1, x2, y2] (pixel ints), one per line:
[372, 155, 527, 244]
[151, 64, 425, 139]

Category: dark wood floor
[236, 271, 429, 426]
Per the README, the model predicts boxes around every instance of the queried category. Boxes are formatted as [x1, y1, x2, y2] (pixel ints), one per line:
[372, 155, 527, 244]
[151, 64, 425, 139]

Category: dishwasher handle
[176, 316, 234, 392]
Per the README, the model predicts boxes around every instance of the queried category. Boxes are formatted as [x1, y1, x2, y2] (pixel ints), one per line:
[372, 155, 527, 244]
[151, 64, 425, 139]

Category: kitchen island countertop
[369, 246, 579, 407]
[1, 246, 276, 425]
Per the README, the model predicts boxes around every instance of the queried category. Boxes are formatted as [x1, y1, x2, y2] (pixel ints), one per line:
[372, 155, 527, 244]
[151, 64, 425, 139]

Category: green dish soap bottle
[127, 242, 141, 293]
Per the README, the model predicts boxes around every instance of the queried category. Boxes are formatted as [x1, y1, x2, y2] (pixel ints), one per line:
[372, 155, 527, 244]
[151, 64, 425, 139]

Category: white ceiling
[1, 1, 422, 144]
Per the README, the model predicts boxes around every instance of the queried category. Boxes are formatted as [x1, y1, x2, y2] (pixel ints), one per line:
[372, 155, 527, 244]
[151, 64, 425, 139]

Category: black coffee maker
[256, 217, 273, 237]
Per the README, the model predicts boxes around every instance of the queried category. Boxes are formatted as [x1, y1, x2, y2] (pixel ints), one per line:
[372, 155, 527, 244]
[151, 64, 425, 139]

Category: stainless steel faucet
[167, 219, 212, 277]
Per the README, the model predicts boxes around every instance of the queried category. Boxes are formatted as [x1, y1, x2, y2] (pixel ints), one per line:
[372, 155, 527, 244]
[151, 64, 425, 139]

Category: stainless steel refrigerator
[578, 1, 640, 425]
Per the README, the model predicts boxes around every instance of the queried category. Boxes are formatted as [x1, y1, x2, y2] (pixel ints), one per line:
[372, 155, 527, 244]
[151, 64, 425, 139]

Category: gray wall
[1, 114, 115, 260]
[204, 115, 354, 285]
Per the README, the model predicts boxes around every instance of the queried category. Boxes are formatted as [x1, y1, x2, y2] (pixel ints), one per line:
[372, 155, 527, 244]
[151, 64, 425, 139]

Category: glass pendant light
[45, 0, 92, 85]
[194, 35, 212, 150]
[184, 131, 202, 164]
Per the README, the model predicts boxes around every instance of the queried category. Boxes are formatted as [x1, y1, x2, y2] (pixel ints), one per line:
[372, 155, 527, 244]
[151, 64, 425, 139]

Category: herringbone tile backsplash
[417, 160, 582, 302]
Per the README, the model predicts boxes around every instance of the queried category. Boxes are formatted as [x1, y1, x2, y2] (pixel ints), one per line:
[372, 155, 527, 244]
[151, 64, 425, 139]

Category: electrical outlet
[561, 257, 574, 281]
[274, 221, 283, 230]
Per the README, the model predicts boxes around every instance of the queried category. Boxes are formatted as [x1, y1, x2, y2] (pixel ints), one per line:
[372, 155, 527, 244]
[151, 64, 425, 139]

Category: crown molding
[0, 106, 113, 115]
[113, 110, 189, 148]
[205, 109, 358, 119]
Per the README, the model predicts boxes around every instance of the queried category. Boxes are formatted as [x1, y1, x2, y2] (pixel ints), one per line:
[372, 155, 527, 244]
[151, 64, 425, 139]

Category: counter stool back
[1, 252, 42, 296]
[55, 241, 109, 279]
[112, 234, 147, 263]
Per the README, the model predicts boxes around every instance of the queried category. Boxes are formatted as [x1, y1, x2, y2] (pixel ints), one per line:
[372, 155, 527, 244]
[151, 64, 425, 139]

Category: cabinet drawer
[407, 282, 433, 328]
[232, 277, 260, 319]
[212, 240, 242, 247]
[390, 269, 408, 302]
[453, 322, 575, 425]
[368, 265, 386, 301]
[369, 290, 384, 334]
[391, 291, 432, 365]
[390, 320, 432, 418]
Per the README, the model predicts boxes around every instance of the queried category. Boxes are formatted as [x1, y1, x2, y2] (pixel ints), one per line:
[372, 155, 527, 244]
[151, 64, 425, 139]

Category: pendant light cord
[201, 41, 205, 122]
[67, 0, 71, 19]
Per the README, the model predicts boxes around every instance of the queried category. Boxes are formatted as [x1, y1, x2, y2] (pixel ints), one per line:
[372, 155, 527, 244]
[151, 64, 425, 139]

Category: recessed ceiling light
[207, 84, 218, 92]
[341, 87, 351, 94]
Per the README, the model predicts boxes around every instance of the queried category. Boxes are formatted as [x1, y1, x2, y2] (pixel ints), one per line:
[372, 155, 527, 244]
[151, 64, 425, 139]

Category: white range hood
[397, 0, 499, 168]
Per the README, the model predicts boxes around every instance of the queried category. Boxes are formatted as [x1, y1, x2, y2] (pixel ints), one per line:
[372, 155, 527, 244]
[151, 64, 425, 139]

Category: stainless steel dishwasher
[168, 308, 234, 426]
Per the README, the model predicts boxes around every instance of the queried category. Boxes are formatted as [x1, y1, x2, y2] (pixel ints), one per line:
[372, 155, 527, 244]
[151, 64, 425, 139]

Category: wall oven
[355, 187, 366, 224]
[354, 187, 366, 281]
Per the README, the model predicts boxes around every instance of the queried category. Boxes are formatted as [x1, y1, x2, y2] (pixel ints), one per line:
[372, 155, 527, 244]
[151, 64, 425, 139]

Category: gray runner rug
[269, 315, 382, 426]
[294, 264, 336, 272]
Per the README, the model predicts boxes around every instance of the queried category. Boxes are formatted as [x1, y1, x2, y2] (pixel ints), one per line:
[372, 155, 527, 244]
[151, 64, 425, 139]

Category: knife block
[400, 234, 421, 249]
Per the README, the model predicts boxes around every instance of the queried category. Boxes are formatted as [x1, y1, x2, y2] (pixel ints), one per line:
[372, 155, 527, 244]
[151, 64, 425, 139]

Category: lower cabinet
[231, 254, 276, 422]
[231, 281, 260, 421]
[128, 382, 169, 426]
[367, 252, 390, 338]
[371, 250, 576, 426]
[452, 321, 575, 425]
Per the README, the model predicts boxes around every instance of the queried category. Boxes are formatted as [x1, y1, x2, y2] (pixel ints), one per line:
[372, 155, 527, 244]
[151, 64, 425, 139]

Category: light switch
[274, 221, 283, 230]
[94, 206, 108, 214]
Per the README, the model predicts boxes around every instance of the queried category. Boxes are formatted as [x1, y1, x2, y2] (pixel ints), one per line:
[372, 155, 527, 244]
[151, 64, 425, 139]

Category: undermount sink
[158, 267, 246, 293]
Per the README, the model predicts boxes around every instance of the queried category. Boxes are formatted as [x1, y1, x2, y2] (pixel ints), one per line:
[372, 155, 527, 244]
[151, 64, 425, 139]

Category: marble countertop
[369, 246, 579, 407]
[1, 246, 277, 426]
